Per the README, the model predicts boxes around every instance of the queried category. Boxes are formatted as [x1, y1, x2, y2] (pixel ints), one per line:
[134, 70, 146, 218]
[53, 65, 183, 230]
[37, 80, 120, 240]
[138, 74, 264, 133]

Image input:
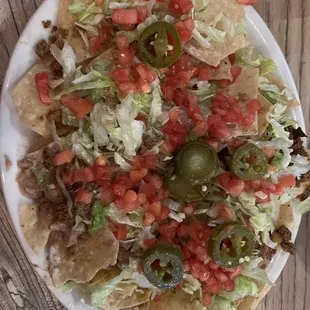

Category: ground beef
[35, 39, 51, 59]
[298, 185, 310, 201]
[281, 242, 296, 255]
[259, 245, 277, 261]
[42, 20, 51, 29]
[297, 170, 310, 186]
[50, 60, 63, 79]
[58, 27, 69, 39]
[53, 203, 74, 227]
[51, 25, 58, 33]
[17, 169, 44, 200]
[287, 126, 308, 157]
[276, 225, 292, 242]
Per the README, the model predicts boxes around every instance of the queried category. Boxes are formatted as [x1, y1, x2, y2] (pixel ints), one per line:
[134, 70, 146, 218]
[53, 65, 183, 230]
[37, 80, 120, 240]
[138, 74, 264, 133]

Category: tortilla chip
[149, 290, 199, 310]
[57, 0, 91, 63]
[101, 288, 152, 310]
[210, 57, 233, 81]
[225, 67, 260, 136]
[88, 48, 118, 71]
[257, 93, 272, 137]
[11, 64, 60, 137]
[237, 283, 271, 310]
[88, 267, 120, 286]
[185, 0, 246, 66]
[49, 228, 119, 287]
[19, 203, 52, 254]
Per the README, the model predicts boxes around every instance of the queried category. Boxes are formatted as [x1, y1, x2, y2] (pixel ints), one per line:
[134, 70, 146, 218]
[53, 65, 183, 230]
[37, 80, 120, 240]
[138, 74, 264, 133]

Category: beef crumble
[35, 39, 51, 59]
[50, 60, 63, 80]
[287, 126, 308, 157]
[42, 20, 51, 29]
[298, 185, 310, 201]
[259, 244, 277, 261]
[275, 225, 296, 255]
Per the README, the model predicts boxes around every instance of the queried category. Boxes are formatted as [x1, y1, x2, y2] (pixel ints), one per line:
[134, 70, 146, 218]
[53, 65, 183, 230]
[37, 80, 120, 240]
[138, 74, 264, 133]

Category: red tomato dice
[192, 120, 209, 137]
[231, 65, 242, 81]
[130, 168, 148, 182]
[247, 99, 261, 113]
[168, 0, 194, 14]
[53, 150, 73, 166]
[35, 72, 51, 105]
[99, 186, 116, 205]
[136, 6, 148, 23]
[116, 34, 129, 50]
[88, 27, 110, 55]
[111, 9, 138, 25]
[144, 212, 155, 225]
[75, 188, 93, 204]
[217, 203, 234, 221]
[110, 67, 130, 83]
[124, 190, 138, 203]
[116, 224, 127, 240]
[198, 67, 211, 81]
[60, 95, 93, 120]
[278, 174, 296, 188]
[118, 49, 135, 66]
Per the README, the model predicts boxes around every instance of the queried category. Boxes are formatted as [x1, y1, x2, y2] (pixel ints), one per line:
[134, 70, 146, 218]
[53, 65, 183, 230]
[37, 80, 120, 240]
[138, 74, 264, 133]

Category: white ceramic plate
[0, 1, 306, 309]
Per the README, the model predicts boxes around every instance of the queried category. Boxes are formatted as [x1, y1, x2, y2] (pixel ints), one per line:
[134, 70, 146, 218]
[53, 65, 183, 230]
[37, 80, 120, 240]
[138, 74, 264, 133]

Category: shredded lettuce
[73, 215, 91, 233]
[241, 257, 273, 285]
[50, 41, 76, 84]
[236, 47, 277, 76]
[107, 203, 142, 227]
[284, 155, 310, 179]
[192, 28, 211, 48]
[114, 152, 132, 170]
[149, 86, 163, 123]
[271, 151, 284, 170]
[90, 103, 110, 146]
[182, 274, 201, 295]
[116, 94, 145, 156]
[237, 192, 260, 216]
[219, 276, 258, 302]
[188, 83, 216, 101]
[90, 201, 109, 233]
[295, 196, 310, 215]
[209, 296, 237, 310]
[132, 92, 152, 113]
[68, 0, 88, 15]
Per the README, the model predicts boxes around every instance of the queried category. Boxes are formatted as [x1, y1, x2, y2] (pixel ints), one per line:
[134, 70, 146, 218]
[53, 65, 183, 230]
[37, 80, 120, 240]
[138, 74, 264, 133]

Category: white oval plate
[0, 1, 306, 309]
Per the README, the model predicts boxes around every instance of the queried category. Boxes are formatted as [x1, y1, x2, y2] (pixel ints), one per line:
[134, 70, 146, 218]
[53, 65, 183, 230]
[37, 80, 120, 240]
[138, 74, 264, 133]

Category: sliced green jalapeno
[175, 141, 218, 184]
[208, 222, 256, 268]
[232, 143, 268, 180]
[137, 21, 182, 68]
[142, 244, 183, 289]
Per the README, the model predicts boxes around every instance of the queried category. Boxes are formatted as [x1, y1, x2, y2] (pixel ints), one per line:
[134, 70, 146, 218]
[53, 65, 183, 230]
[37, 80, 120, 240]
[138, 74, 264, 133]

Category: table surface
[1, 0, 310, 309]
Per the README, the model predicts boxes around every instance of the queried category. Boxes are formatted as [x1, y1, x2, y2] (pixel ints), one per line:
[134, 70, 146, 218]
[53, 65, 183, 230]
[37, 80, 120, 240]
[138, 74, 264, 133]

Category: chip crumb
[42, 20, 52, 29]
[4, 155, 12, 171]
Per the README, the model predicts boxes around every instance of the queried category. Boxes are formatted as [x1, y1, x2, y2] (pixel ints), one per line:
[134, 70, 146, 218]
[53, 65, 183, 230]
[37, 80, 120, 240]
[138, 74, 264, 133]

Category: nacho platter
[0, 1, 309, 310]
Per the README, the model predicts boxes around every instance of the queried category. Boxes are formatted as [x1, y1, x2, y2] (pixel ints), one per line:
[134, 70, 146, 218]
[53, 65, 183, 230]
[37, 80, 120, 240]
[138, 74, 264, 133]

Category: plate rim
[0, 2, 305, 309]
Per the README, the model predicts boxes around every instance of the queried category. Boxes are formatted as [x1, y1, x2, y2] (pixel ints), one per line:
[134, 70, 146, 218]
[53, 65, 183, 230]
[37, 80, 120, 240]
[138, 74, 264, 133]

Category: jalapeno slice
[175, 141, 218, 184]
[142, 244, 183, 289]
[208, 223, 256, 268]
[165, 175, 209, 202]
[137, 21, 182, 68]
[232, 143, 268, 180]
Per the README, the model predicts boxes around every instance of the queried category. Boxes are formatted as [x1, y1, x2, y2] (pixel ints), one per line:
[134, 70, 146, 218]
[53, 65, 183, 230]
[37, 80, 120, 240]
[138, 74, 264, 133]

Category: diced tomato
[140, 182, 156, 198]
[165, 69, 196, 89]
[238, 0, 257, 4]
[181, 246, 191, 260]
[177, 223, 189, 237]
[110, 67, 130, 83]
[111, 9, 138, 25]
[35, 72, 51, 105]
[161, 83, 175, 100]
[116, 224, 127, 240]
[132, 63, 156, 84]
[94, 165, 118, 186]
[73, 167, 95, 183]
[168, 108, 180, 123]
[153, 294, 161, 303]
[204, 139, 220, 152]
[207, 117, 230, 140]
[130, 168, 148, 182]
[208, 260, 219, 271]
[198, 67, 211, 81]
[231, 65, 242, 81]
[168, 0, 194, 14]
[144, 174, 163, 190]
[182, 17, 195, 32]
[149, 202, 162, 217]
[99, 186, 116, 204]
[144, 212, 155, 226]
[60, 95, 93, 120]
[202, 290, 212, 306]
[228, 53, 236, 64]
[118, 81, 138, 97]
[53, 150, 73, 166]
[174, 17, 194, 44]
[205, 276, 222, 294]
[247, 99, 261, 114]
[188, 221, 211, 245]
[160, 140, 174, 156]
[88, 27, 110, 55]
[136, 6, 148, 23]
[143, 238, 156, 247]
[228, 178, 245, 197]
[75, 188, 93, 204]
[168, 54, 190, 75]
[192, 120, 208, 137]
[141, 151, 158, 170]
[159, 223, 177, 239]
[217, 203, 234, 221]
[158, 206, 170, 221]
[124, 190, 138, 203]
[271, 183, 284, 195]
[95, 155, 107, 166]
[118, 48, 135, 66]
[217, 79, 232, 88]
[217, 172, 231, 191]
[162, 120, 187, 151]
[222, 279, 235, 291]
[62, 170, 75, 185]
[116, 34, 129, 50]
[278, 174, 296, 188]
[239, 112, 255, 128]
[214, 270, 229, 283]
[227, 265, 243, 280]
[113, 183, 127, 197]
